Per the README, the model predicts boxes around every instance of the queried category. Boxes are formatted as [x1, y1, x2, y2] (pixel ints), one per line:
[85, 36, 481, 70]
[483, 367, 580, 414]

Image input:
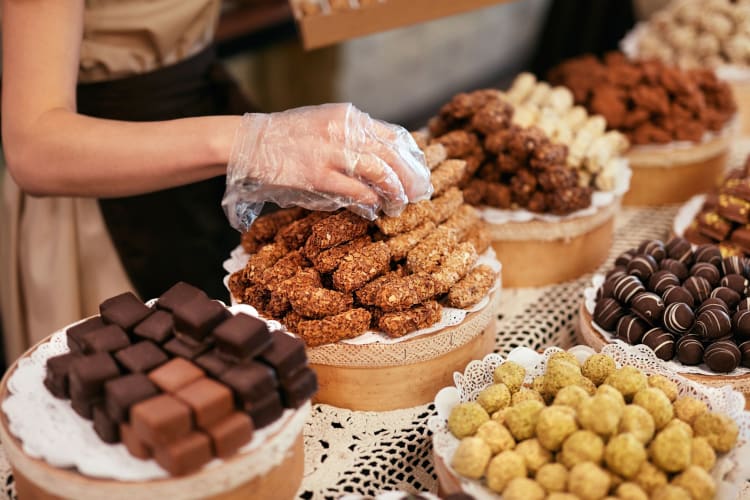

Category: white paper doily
[429, 344, 750, 500]
[673, 194, 707, 239]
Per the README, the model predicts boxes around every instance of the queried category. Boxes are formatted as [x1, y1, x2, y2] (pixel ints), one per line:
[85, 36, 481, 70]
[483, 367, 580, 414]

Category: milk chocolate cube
[172, 297, 226, 341]
[206, 412, 254, 458]
[163, 337, 211, 360]
[100, 292, 152, 332]
[69, 352, 120, 399]
[244, 392, 283, 429]
[67, 317, 106, 353]
[220, 362, 277, 403]
[280, 367, 318, 408]
[115, 341, 168, 373]
[194, 351, 232, 378]
[81, 324, 130, 354]
[175, 378, 233, 429]
[44, 353, 79, 398]
[133, 310, 174, 344]
[260, 331, 307, 380]
[157, 282, 207, 313]
[120, 422, 152, 459]
[93, 404, 120, 443]
[131, 394, 192, 447]
[148, 358, 204, 393]
[154, 431, 212, 476]
[213, 313, 272, 362]
[105, 373, 160, 423]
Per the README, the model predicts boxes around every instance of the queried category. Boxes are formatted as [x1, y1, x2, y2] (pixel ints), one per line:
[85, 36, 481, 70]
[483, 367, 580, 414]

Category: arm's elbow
[3, 137, 53, 197]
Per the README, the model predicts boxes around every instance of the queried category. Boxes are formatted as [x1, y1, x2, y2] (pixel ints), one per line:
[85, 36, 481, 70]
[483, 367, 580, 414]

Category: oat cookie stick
[332, 241, 391, 292]
[443, 204, 481, 239]
[406, 226, 459, 273]
[235, 282, 269, 312]
[275, 211, 329, 250]
[428, 187, 464, 224]
[354, 268, 407, 305]
[374, 273, 438, 312]
[386, 221, 436, 261]
[447, 265, 496, 309]
[295, 308, 372, 347]
[266, 268, 323, 318]
[432, 242, 479, 294]
[288, 286, 354, 319]
[378, 301, 443, 338]
[309, 236, 371, 273]
[282, 311, 303, 333]
[245, 207, 307, 245]
[424, 143, 448, 170]
[242, 243, 287, 284]
[374, 200, 431, 235]
[431, 159, 467, 196]
[461, 223, 491, 255]
[265, 292, 290, 319]
[305, 210, 370, 254]
[259, 251, 308, 292]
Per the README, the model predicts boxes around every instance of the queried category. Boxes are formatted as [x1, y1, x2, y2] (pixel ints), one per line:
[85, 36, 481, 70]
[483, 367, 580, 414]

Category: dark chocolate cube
[244, 392, 283, 429]
[172, 297, 227, 341]
[93, 404, 120, 443]
[260, 331, 307, 380]
[105, 373, 160, 423]
[157, 282, 207, 313]
[133, 310, 174, 344]
[100, 292, 152, 332]
[163, 337, 211, 360]
[213, 313, 272, 362]
[69, 352, 120, 399]
[81, 324, 130, 354]
[115, 341, 168, 373]
[44, 353, 79, 399]
[280, 368, 318, 408]
[71, 397, 98, 420]
[66, 317, 106, 353]
[220, 362, 277, 403]
[194, 350, 233, 378]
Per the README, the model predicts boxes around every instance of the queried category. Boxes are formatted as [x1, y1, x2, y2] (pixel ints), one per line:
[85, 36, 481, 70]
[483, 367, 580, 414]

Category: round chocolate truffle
[660, 258, 689, 281]
[703, 340, 741, 373]
[711, 287, 741, 310]
[690, 263, 721, 287]
[720, 273, 749, 295]
[663, 302, 695, 335]
[593, 298, 626, 331]
[615, 249, 637, 268]
[648, 270, 679, 295]
[694, 244, 723, 267]
[606, 266, 628, 281]
[738, 298, 750, 311]
[642, 328, 675, 361]
[733, 310, 750, 340]
[695, 309, 732, 340]
[596, 276, 619, 301]
[628, 254, 658, 281]
[613, 275, 646, 305]
[738, 341, 750, 368]
[617, 315, 649, 345]
[722, 256, 747, 277]
[696, 298, 729, 316]
[684, 276, 712, 303]
[666, 236, 693, 264]
[662, 286, 695, 308]
[676, 334, 705, 365]
[631, 292, 665, 325]
[638, 240, 666, 262]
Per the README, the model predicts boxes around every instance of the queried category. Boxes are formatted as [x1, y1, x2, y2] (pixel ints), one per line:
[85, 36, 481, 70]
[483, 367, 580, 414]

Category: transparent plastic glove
[222, 103, 432, 231]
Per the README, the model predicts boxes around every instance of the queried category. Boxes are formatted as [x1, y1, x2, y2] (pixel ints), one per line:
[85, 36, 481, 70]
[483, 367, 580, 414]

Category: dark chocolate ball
[648, 270, 680, 295]
[697, 298, 730, 316]
[720, 274, 749, 295]
[694, 244, 723, 267]
[733, 309, 750, 340]
[596, 277, 618, 301]
[704, 340, 741, 373]
[663, 302, 695, 335]
[710, 287, 741, 310]
[696, 309, 732, 340]
[613, 275, 646, 305]
[722, 256, 747, 277]
[662, 286, 695, 309]
[593, 298, 625, 331]
[666, 236, 693, 265]
[739, 340, 750, 368]
[676, 334, 704, 365]
[616, 315, 649, 344]
[683, 275, 712, 304]
[738, 298, 750, 311]
[606, 266, 628, 281]
[659, 258, 689, 281]
[642, 327, 675, 361]
[614, 250, 637, 268]
[631, 292, 665, 325]
[627, 254, 658, 281]
[690, 263, 721, 287]
[637, 240, 667, 262]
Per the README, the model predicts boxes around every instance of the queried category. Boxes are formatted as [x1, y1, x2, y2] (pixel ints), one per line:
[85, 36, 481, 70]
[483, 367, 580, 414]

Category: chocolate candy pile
[593, 237, 750, 373]
[43, 282, 317, 476]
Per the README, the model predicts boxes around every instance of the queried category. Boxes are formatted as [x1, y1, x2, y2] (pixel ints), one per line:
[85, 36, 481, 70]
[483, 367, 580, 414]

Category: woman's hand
[222, 103, 432, 230]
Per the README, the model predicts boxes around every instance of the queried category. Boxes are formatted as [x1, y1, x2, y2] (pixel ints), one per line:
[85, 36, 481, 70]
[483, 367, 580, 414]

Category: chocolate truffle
[613, 275, 646, 305]
[99, 292, 152, 332]
[662, 286, 695, 308]
[105, 373, 160, 423]
[648, 271, 679, 295]
[696, 297, 729, 316]
[606, 267, 628, 281]
[720, 273, 749, 295]
[596, 277, 617, 300]
[66, 317, 106, 353]
[617, 315, 649, 344]
[738, 297, 750, 311]
[637, 240, 666, 262]
[594, 298, 626, 330]
[739, 340, 750, 367]
[694, 244, 723, 267]
[642, 328, 675, 361]
[615, 249, 637, 267]
[722, 256, 746, 277]
[690, 263, 720, 287]
[133, 310, 174, 344]
[710, 287, 741, 309]
[695, 309, 732, 340]
[115, 341, 168, 373]
[627, 254, 658, 281]
[676, 334, 705, 365]
[213, 313, 272, 362]
[663, 302, 694, 335]
[684, 276, 712, 303]
[157, 282, 207, 313]
[703, 340, 741, 373]
[660, 258, 689, 281]
[666, 237, 693, 264]
[631, 292, 665, 325]
[733, 310, 750, 340]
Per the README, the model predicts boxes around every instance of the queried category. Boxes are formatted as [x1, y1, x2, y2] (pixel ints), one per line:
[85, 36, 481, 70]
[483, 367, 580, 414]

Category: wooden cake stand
[0, 337, 305, 500]
[577, 302, 750, 409]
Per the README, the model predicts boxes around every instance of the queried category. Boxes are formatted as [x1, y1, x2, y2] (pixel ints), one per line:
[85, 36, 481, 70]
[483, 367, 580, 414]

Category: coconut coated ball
[475, 420, 515, 454]
[476, 383, 511, 414]
[568, 462, 611, 500]
[578, 394, 624, 437]
[648, 374, 678, 402]
[633, 461, 668, 494]
[577, 375, 597, 395]
[693, 412, 739, 452]
[649, 425, 692, 473]
[616, 482, 649, 500]
[448, 402, 489, 438]
[619, 404, 656, 444]
[604, 366, 648, 401]
[536, 405, 578, 451]
[549, 351, 581, 367]
[691, 436, 717, 470]
[535, 462, 568, 493]
[651, 484, 692, 500]
[502, 477, 545, 500]
[553, 384, 590, 411]
[511, 387, 545, 406]
[543, 359, 583, 396]
[532, 376, 550, 401]
[633, 387, 674, 429]
[673, 396, 708, 425]
[504, 399, 544, 441]
[672, 465, 716, 500]
[514, 438, 552, 474]
[664, 418, 693, 437]
[493, 361, 526, 393]
[560, 430, 604, 468]
[604, 433, 647, 478]
[450, 437, 491, 479]
[486, 450, 527, 493]
[582, 353, 616, 385]
[546, 494, 579, 500]
[596, 383, 626, 410]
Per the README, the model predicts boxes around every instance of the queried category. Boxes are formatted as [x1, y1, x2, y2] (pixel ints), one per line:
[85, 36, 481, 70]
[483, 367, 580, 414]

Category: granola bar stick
[288, 286, 354, 319]
[406, 226, 459, 273]
[275, 211, 329, 250]
[374, 200, 431, 235]
[245, 207, 307, 243]
[424, 143, 448, 170]
[461, 222, 491, 255]
[332, 241, 391, 293]
[378, 301, 442, 338]
[242, 243, 287, 284]
[373, 273, 438, 312]
[428, 187, 464, 224]
[355, 268, 407, 306]
[306, 210, 370, 252]
[308, 236, 371, 273]
[431, 242, 479, 294]
[266, 268, 323, 318]
[385, 221, 436, 261]
[442, 204, 481, 240]
[295, 308, 372, 347]
[431, 159, 467, 196]
[447, 265, 497, 309]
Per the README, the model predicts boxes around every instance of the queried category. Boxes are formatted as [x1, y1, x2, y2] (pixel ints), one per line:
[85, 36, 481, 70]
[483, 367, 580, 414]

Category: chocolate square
[260, 331, 307, 380]
[71, 397, 97, 420]
[172, 297, 227, 341]
[105, 373, 160, 423]
[220, 362, 277, 403]
[157, 282, 207, 313]
[213, 313, 272, 362]
[280, 367, 318, 408]
[131, 394, 192, 447]
[115, 341, 168, 373]
[718, 195, 750, 224]
[66, 317, 106, 353]
[120, 422, 152, 459]
[100, 292, 153, 332]
[148, 358, 204, 393]
[175, 378, 233, 429]
[194, 351, 232, 378]
[244, 392, 283, 429]
[206, 412, 254, 458]
[731, 226, 750, 254]
[163, 337, 211, 360]
[153, 431, 212, 476]
[81, 325, 131, 354]
[44, 353, 79, 399]
[93, 404, 120, 443]
[69, 352, 120, 399]
[133, 310, 174, 344]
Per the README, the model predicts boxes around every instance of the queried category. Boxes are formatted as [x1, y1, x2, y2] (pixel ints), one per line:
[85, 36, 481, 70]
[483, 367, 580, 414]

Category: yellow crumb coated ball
[633, 461, 668, 494]
[632, 387, 674, 430]
[649, 425, 692, 473]
[581, 354, 616, 385]
[568, 462, 611, 500]
[491, 409, 505, 425]
[578, 394, 624, 437]
[486, 450, 527, 493]
[535, 462, 568, 493]
[450, 437, 491, 479]
[536, 405, 578, 451]
[664, 418, 693, 437]
[693, 412, 739, 453]
[619, 404, 656, 444]
[672, 465, 716, 500]
[604, 433, 647, 478]
[553, 384, 590, 411]
[560, 430, 604, 468]
[547, 494, 579, 500]
[514, 438, 552, 474]
[476, 383, 511, 414]
[504, 399, 544, 441]
[648, 374, 678, 402]
[651, 484, 692, 500]
[532, 375, 549, 400]
[577, 375, 597, 396]
[691, 436, 717, 471]
[607, 469, 624, 491]
[502, 477, 545, 500]
[596, 384, 626, 410]
[475, 420, 515, 454]
[511, 387, 545, 406]
[617, 482, 649, 500]
[543, 360, 582, 396]
[448, 402, 489, 438]
[673, 396, 708, 425]
[493, 361, 526, 393]
[604, 366, 648, 401]
[549, 351, 581, 367]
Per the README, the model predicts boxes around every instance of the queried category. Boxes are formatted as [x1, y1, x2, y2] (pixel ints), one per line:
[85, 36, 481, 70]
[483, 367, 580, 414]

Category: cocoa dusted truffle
[619, 404, 656, 444]
[493, 361, 526, 393]
[486, 450, 527, 493]
[581, 354, 616, 386]
[617, 315, 649, 344]
[649, 425, 692, 472]
[448, 402, 490, 438]
[604, 433, 647, 478]
[568, 462, 611, 500]
[693, 412, 739, 453]
[560, 430, 604, 467]
[633, 388, 674, 430]
[704, 340, 741, 373]
[451, 436, 492, 479]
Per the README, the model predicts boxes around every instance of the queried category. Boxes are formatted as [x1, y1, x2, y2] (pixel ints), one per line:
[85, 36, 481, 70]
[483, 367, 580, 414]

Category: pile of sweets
[593, 237, 750, 373]
[549, 52, 736, 146]
[636, 0, 750, 70]
[229, 165, 497, 346]
[423, 75, 629, 215]
[447, 353, 739, 499]
[293, 0, 384, 17]
[42, 283, 317, 476]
